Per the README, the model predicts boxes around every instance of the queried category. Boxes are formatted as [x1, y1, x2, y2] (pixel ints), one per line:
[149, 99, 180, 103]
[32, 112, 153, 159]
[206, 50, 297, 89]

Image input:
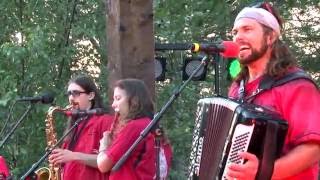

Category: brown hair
[68, 74, 105, 109]
[109, 78, 155, 141]
[115, 78, 154, 120]
[64, 74, 106, 149]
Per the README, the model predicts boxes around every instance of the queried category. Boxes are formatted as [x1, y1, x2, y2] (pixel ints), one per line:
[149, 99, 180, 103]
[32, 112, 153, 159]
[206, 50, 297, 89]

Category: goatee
[239, 39, 269, 65]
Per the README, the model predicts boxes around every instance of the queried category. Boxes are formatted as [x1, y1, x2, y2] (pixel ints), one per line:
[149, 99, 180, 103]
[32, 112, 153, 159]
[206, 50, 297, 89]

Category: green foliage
[0, 0, 319, 179]
[154, 0, 320, 179]
[156, 77, 217, 179]
[0, 0, 107, 178]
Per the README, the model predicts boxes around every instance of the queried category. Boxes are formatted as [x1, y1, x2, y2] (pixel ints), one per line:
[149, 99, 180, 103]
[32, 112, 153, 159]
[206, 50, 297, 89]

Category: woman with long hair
[97, 78, 172, 180]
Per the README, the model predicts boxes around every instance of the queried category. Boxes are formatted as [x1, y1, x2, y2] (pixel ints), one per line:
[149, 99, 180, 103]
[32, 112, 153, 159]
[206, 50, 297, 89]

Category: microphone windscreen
[41, 92, 55, 104]
[221, 41, 239, 58]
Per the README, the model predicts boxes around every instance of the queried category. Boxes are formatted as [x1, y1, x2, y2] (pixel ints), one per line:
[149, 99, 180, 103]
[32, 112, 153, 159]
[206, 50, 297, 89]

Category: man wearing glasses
[49, 74, 113, 180]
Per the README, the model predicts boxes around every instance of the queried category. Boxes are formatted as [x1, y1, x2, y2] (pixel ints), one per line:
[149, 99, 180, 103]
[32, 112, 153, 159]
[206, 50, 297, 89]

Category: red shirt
[0, 156, 9, 178]
[106, 117, 173, 180]
[228, 73, 320, 180]
[62, 114, 113, 180]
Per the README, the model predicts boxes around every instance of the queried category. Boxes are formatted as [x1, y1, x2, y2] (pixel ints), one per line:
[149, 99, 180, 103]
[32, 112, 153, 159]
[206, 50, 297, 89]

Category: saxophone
[35, 105, 73, 180]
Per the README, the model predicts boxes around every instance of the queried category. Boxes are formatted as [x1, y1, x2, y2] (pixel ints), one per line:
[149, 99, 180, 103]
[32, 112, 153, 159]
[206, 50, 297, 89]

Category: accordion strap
[259, 69, 318, 90]
[240, 69, 318, 103]
[255, 120, 279, 180]
[237, 70, 317, 179]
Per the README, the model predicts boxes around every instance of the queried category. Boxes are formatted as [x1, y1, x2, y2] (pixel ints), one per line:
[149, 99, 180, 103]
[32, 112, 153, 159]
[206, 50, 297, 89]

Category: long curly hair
[64, 74, 106, 148]
[67, 74, 105, 109]
[109, 78, 155, 140]
[234, 2, 297, 84]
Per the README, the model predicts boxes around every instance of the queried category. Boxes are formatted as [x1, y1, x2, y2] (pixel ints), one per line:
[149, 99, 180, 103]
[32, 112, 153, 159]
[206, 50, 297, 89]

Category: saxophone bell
[35, 104, 75, 180]
[35, 167, 52, 180]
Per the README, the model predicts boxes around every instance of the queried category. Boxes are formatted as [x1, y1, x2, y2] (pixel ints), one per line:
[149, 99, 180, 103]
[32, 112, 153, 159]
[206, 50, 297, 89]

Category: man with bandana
[226, 2, 320, 180]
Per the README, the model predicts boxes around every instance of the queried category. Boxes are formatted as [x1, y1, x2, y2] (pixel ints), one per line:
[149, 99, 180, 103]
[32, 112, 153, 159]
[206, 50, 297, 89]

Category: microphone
[191, 41, 239, 58]
[63, 108, 107, 117]
[155, 41, 239, 58]
[16, 92, 54, 104]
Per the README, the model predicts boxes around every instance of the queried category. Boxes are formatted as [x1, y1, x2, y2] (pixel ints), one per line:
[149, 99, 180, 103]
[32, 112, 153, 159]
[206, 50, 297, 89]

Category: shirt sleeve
[228, 82, 239, 99]
[0, 156, 9, 177]
[278, 79, 320, 147]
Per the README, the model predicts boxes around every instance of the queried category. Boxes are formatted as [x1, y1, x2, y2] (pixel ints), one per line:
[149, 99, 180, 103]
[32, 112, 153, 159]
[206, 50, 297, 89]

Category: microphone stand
[213, 53, 222, 96]
[111, 55, 212, 177]
[20, 116, 87, 180]
[154, 127, 163, 180]
[0, 103, 33, 149]
[0, 101, 17, 138]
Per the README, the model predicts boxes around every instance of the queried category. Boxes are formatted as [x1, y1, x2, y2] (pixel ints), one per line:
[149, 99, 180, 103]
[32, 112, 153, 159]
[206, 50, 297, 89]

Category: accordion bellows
[188, 97, 288, 180]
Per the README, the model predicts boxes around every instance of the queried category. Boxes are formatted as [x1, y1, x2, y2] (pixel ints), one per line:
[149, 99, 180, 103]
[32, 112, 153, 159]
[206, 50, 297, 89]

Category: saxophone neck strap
[68, 115, 91, 150]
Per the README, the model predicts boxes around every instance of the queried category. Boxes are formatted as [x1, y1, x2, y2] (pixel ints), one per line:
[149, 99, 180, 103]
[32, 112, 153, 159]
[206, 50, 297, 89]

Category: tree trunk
[106, 0, 155, 102]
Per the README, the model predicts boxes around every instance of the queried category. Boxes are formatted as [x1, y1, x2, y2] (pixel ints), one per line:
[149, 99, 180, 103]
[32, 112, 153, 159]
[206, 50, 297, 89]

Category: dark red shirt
[228, 72, 320, 180]
[106, 117, 173, 180]
[62, 114, 113, 180]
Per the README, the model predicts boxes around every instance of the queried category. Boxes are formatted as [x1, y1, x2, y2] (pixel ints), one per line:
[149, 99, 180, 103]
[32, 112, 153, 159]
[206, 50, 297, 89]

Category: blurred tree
[0, 0, 319, 179]
[0, 0, 108, 177]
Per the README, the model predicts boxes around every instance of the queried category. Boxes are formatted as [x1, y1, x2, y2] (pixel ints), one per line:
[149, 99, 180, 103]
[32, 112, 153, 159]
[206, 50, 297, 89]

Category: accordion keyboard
[222, 123, 255, 179]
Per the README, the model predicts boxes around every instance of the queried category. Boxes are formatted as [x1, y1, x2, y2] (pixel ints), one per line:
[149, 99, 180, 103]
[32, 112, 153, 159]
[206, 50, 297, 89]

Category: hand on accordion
[225, 152, 259, 180]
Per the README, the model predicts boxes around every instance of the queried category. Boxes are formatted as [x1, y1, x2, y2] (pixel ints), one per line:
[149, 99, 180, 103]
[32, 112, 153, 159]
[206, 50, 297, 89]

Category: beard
[239, 37, 269, 65]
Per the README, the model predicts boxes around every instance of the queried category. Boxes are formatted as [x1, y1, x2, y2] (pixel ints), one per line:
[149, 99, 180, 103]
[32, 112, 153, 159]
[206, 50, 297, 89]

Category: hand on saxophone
[49, 148, 76, 165]
[99, 131, 111, 153]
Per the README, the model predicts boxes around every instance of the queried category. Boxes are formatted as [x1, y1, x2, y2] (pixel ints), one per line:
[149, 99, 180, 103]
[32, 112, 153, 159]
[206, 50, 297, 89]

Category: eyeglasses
[66, 90, 87, 97]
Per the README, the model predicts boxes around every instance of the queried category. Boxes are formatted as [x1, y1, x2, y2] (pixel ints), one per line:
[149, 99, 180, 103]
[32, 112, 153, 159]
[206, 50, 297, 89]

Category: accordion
[188, 97, 288, 180]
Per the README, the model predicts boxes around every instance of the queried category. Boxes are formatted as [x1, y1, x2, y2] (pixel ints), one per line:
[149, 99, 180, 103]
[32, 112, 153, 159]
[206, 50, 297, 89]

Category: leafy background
[0, 0, 319, 179]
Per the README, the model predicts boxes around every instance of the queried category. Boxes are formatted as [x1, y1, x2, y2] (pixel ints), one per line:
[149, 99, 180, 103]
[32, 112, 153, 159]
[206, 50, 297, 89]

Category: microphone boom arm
[20, 117, 87, 180]
[0, 104, 33, 149]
